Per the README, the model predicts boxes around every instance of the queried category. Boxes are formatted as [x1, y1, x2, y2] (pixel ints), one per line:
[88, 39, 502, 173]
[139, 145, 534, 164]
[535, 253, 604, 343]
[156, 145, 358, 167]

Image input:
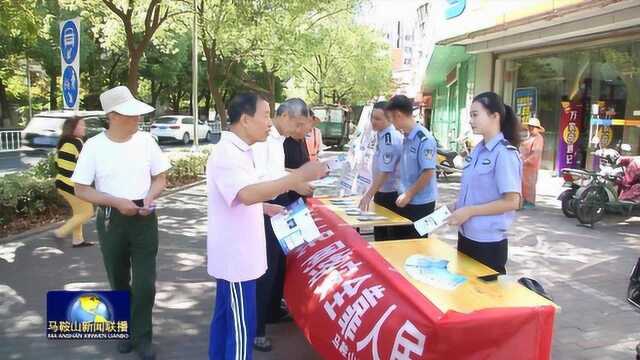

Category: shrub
[0, 173, 65, 226]
[166, 154, 208, 188]
[28, 151, 57, 179]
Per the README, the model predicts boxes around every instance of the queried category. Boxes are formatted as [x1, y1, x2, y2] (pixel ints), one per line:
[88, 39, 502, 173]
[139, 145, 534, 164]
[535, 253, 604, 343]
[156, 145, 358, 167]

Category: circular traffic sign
[62, 66, 78, 108]
[60, 21, 79, 65]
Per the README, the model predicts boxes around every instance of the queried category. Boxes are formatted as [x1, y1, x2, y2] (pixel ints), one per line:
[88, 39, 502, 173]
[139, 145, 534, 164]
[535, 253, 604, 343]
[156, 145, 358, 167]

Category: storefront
[421, 0, 640, 170]
[501, 38, 640, 170]
[426, 48, 476, 149]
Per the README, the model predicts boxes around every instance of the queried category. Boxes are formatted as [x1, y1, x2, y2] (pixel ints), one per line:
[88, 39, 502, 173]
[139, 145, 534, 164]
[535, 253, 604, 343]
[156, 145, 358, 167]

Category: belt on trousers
[100, 199, 145, 231]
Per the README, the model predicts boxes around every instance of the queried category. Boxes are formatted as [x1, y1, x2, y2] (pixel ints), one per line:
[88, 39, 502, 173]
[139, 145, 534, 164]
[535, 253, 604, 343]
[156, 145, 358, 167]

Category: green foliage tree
[62, 0, 190, 95]
[0, 0, 42, 126]
[296, 15, 393, 106]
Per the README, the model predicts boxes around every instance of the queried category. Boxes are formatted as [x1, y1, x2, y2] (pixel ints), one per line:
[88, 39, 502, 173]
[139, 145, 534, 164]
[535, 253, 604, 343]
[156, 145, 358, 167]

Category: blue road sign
[60, 20, 79, 65]
[62, 66, 78, 108]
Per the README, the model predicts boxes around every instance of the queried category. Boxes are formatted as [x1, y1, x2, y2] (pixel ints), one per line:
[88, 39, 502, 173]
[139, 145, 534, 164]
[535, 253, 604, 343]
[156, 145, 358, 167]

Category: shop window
[509, 39, 640, 170]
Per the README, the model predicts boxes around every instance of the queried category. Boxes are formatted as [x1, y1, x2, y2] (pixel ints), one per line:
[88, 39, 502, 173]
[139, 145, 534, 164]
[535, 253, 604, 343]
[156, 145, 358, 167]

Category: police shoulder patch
[500, 139, 518, 151]
[384, 132, 392, 145]
[416, 130, 426, 141]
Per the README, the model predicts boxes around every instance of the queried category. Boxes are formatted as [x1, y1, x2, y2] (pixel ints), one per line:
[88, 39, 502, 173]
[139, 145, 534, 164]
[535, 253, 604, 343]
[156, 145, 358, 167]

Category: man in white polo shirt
[72, 86, 170, 360]
[252, 98, 313, 352]
[207, 93, 326, 360]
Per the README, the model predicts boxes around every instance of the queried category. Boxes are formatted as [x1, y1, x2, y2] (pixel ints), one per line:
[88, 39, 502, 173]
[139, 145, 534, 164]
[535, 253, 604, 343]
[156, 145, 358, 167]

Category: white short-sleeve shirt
[71, 132, 171, 200]
[206, 131, 267, 282]
[252, 126, 288, 182]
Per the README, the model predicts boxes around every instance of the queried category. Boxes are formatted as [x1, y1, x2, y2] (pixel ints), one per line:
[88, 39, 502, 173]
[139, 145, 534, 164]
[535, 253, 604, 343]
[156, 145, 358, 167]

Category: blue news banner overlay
[47, 291, 130, 340]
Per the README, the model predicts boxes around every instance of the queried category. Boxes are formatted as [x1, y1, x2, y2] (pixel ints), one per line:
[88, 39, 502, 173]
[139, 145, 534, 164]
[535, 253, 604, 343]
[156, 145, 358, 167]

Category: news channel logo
[47, 291, 130, 340]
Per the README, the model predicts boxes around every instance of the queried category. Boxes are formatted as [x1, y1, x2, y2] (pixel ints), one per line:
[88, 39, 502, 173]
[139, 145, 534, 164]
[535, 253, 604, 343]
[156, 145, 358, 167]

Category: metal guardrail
[0, 130, 22, 152]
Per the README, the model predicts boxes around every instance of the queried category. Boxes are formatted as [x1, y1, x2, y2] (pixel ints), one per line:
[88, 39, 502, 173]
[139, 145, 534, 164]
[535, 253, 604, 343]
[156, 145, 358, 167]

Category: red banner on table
[284, 199, 555, 359]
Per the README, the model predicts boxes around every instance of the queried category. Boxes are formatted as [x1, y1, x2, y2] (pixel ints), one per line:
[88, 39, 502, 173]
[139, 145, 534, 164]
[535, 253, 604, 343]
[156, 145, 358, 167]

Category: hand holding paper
[413, 206, 452, 236]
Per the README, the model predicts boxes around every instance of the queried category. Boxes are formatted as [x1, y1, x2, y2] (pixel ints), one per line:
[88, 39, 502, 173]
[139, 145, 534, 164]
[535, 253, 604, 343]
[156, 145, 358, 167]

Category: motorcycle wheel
[560, 189, 577, 218]
[576, 186, 608, 225]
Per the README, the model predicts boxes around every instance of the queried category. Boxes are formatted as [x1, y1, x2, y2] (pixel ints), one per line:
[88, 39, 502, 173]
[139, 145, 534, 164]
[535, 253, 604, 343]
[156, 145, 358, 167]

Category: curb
[0, 178, 207, 245]
[0, 221, 65, 244]
[0, 148, 50, 159]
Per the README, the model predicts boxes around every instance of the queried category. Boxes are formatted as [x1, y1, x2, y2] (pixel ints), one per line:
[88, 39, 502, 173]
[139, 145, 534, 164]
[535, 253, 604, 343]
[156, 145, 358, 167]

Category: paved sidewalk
[1, 171, 639, 359]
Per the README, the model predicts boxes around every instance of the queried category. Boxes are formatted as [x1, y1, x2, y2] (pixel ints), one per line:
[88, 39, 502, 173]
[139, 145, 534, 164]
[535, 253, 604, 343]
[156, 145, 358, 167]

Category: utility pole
[26, 54, 33, 122]
[192, 0, 199, 151]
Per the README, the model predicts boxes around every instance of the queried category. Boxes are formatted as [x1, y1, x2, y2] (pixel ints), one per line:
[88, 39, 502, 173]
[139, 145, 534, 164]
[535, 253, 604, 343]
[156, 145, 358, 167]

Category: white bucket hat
[527, 117, 544, 129]
[99, 86, 154, 116]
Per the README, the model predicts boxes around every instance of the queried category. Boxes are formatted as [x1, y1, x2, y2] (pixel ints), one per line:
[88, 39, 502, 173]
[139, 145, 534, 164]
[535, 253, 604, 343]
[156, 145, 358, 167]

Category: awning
[422, 45, 472, 93]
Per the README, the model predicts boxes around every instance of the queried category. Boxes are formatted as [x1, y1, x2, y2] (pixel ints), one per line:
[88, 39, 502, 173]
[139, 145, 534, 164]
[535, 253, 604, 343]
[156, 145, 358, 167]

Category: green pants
[96, 206, 159, 346]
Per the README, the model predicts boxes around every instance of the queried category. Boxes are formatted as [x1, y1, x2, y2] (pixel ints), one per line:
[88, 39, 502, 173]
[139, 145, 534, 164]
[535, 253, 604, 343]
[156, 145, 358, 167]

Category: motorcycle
[436, 136, 470, 179]
[558, 168, 593, 218]
[558, 144, 631, 218]
[574, 144, 640, 226]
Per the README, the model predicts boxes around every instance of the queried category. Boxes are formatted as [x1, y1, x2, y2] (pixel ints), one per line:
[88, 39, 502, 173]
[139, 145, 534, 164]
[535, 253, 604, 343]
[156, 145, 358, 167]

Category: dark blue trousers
[209, 279, 256, 360]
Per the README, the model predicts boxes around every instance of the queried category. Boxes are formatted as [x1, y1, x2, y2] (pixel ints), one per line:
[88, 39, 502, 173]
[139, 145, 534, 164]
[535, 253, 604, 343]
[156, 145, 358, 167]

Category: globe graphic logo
[67, 294, 112, 323]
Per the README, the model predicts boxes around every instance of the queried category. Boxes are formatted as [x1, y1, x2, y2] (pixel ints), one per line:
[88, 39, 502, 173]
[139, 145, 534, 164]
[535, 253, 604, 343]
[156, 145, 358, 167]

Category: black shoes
[253, 336, 273, 352]
[117, 340, 134, 354]
[136, 341, 156, 360]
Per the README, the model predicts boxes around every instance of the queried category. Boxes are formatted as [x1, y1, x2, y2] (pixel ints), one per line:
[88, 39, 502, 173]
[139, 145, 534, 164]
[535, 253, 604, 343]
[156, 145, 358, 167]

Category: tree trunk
[318, 85, 324, 105]
[0, 77, 10, 128]
[267, 72, 276, 117]
[204, 57, 228, 127]
[204, 91, 211, 119]
[211, 86, 226, 128]
[128, 50, 142, 96]
[151, 82, 162, 109]
[49, 75, 58, 110]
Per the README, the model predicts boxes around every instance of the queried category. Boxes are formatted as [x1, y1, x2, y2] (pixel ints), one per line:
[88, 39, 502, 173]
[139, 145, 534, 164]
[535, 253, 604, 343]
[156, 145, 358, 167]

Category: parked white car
[150, 116, 213, 144]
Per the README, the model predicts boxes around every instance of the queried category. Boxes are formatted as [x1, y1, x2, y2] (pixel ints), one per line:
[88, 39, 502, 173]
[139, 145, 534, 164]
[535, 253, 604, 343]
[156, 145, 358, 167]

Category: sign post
[60, 18, 80, 110]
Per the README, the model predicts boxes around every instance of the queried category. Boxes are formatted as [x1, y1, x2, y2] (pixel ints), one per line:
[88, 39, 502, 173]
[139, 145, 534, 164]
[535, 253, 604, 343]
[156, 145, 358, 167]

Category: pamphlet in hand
[413, 206, 451, 236]
[270, 199, 321, 255]
[323, 154, 348, 173]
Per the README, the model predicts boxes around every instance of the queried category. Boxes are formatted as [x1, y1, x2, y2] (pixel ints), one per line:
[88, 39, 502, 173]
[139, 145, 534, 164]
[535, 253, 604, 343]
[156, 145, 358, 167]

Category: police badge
[383, 152, 393, 164]
[425, 149, 434, 160]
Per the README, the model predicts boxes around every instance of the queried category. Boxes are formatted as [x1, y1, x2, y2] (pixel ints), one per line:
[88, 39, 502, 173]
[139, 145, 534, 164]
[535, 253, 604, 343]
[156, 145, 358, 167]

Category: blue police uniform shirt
[455, 132, 522, 242]
[372, 125, 403, 193]
[399, 123, 438, 205]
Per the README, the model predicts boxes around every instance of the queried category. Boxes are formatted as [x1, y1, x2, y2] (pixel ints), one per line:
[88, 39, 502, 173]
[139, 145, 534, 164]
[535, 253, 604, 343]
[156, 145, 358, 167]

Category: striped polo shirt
[55, 138, 83, 195]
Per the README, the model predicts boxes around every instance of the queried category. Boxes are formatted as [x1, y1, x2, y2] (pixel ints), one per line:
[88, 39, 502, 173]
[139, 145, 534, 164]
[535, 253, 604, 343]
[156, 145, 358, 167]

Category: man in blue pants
[206, 92, 327, 359]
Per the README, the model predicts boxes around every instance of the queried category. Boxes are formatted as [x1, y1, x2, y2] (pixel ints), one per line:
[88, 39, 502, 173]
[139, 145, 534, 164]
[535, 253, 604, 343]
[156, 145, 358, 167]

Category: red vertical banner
[556, 101, 583, 174]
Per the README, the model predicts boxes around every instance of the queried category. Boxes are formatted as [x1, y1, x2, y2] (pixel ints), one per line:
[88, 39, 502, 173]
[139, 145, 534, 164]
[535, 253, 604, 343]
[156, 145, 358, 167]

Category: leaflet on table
[404, 254, 467, 290]
[270, 198, 321, 254]
[413, 206, 451, 236]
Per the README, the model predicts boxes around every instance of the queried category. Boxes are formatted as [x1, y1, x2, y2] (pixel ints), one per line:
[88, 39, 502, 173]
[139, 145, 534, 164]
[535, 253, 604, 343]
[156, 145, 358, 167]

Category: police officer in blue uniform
[359, 101, 403, 240]
[447, 92, 522, 274]
[386, 95, 438, 239]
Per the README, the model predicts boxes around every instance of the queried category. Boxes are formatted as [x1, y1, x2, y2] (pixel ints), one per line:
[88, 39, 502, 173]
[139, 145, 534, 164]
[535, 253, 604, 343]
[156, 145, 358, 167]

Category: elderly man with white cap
[72, 86, 170, 360]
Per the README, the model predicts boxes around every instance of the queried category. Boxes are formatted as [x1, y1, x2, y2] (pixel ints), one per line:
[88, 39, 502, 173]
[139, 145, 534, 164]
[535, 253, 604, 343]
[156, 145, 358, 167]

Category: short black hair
[373, 101, 388, 110]
[228, 93, 265, 125]
[386, 95, 414, 116]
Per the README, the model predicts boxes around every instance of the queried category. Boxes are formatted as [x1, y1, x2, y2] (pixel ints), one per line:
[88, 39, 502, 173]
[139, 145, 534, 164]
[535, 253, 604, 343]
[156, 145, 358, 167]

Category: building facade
[423, 0, 640, 171]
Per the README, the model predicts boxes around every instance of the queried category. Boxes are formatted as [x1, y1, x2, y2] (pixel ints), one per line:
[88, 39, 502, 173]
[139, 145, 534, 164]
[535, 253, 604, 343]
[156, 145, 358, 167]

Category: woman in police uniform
[446, 92, 522, 274]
